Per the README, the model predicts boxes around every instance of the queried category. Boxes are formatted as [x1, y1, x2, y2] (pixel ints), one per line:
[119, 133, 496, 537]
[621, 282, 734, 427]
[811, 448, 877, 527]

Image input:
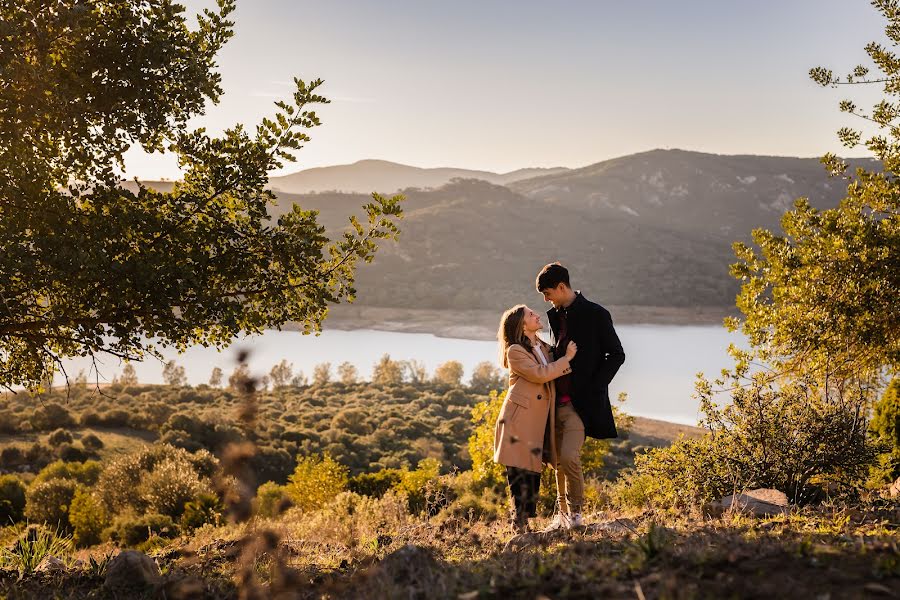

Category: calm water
[62, 325, 743, 426]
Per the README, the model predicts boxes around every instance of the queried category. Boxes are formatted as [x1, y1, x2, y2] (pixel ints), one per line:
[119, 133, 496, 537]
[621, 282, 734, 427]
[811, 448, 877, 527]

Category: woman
[493, 304, 576, 533]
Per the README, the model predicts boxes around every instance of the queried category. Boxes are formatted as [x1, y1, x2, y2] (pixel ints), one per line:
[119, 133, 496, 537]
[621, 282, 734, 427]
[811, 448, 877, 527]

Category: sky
[124, 0, 889, 180]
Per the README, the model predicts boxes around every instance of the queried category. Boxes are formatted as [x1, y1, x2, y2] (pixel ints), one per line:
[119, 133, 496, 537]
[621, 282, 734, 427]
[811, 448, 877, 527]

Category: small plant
[0, 523, 74, 577]
[85, 551, 114, 578]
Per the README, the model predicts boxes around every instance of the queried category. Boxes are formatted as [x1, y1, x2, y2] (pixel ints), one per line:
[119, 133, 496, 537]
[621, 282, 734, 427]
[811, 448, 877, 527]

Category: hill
[127, 150, 876, 326]
[267, 159, 570, 194]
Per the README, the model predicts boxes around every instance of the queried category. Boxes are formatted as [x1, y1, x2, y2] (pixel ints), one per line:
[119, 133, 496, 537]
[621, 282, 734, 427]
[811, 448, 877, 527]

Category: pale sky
[124, 0, 888, 180]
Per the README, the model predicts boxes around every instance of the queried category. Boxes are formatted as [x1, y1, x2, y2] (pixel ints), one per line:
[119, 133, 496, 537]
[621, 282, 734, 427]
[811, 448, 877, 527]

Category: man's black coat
[547, 292, 625, 439]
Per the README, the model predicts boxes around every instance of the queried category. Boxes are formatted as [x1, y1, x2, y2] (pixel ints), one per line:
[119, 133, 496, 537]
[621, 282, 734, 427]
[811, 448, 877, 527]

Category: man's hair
[536, 262, 570, 291]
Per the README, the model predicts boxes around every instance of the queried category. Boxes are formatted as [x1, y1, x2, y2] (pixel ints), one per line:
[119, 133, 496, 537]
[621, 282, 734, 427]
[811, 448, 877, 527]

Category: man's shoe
[542, 512, 570, 532]
[566, 512, 584, 529]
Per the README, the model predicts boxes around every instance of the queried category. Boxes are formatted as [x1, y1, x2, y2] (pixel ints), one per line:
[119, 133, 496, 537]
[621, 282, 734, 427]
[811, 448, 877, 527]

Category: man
[537, 262, 625, 530]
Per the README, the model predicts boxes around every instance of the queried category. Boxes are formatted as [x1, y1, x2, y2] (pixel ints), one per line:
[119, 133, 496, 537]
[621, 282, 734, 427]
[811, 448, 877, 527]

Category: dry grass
[3, 502, 896, 599]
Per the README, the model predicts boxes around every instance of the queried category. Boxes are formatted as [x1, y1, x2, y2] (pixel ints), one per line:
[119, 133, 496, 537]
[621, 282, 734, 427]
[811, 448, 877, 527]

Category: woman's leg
[506, 466, 530, 528]
[524, 469, 541, 518]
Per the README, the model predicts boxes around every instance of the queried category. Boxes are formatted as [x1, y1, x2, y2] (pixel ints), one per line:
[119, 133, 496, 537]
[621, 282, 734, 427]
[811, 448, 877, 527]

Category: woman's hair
[497, 304, 533, 368]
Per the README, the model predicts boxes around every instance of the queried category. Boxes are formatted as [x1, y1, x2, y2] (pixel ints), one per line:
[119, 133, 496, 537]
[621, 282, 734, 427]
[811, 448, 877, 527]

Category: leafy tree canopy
[0, 0, 402, 391]
[729, 0, 899, 388]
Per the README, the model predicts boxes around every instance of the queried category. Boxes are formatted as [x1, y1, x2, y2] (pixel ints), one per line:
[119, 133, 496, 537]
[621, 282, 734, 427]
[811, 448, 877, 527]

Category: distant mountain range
[132, 149, 876, 316]
[267, 159, 570, 194]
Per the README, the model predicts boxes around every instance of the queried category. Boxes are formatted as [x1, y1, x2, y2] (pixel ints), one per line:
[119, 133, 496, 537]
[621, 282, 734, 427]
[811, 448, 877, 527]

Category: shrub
[613, 436, 730, 511]
[103, 513, 177, 548]
[286, 454, 349, 512]
[139, 458, 209, 518]
[0, 475, 27, 523]
[467, 390, 506, 486]
[25, 479, 77, 530]
[180, 492, 222, 531]
[0, 446, 24, 469]
[395, 458, 442, 515]
[349, 469, 403, 498]
[97, 444, 218, 514]
[29, 403, 75, 431]
[47, 428, 73, 446]
[870, 378, 900, 486]
[33, 460, 103, 486]
[56, 443, 89, 462]
[695, 373, 879, 504]
[81, 433, 104, 452]
[24, 443, 54, 471]
[69, 488, 109, 547]
[254, 482, 291, 519]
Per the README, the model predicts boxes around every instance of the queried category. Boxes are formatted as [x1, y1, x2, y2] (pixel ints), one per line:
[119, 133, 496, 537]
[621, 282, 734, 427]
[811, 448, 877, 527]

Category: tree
[727, 0, 898, 388]
[372, 354, 404, 386]
[402, 359, 428, 384]
[228, 364, 251, 391]
[312, 362, 331, 386]
[469, 361, 506, 394]
[433, 360, 464, 387]
[336, 362, 358, 385]
[209, 367, 223, 388]
[675, 4, 900, 505]
[290, 372, 308, 387]
[120, 364, 138, 386]
[0, 0, 403, 392]
[269, 360, 293, 390]
[162, 360, 187, 387]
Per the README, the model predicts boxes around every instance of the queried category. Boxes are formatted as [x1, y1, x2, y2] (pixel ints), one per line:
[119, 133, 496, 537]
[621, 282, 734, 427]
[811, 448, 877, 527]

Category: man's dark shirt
[553, 305, 573, 404]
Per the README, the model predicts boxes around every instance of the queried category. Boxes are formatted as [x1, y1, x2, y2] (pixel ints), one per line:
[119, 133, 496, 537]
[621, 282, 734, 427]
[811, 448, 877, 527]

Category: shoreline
[307, 304, 739, 342]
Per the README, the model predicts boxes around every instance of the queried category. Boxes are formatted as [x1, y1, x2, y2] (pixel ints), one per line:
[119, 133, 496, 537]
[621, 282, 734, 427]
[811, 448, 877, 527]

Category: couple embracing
[493, 262, 626, 534]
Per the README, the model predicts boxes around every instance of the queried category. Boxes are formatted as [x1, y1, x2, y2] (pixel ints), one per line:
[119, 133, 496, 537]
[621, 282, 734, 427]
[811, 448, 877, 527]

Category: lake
[62, 325, 743, 426]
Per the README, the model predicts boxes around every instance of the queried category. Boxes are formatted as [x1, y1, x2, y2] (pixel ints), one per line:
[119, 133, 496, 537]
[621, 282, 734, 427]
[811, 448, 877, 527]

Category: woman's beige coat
[493, 340, 573, 473]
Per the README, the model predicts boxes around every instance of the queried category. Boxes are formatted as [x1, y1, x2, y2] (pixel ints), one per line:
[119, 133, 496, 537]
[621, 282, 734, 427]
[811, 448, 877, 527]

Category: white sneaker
[566, 512, 584, 529]
[542, 512, 570, 532]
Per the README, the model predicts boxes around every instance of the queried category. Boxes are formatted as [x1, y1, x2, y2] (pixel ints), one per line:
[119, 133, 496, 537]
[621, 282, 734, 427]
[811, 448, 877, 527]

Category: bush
[33, 460, 102, 486]
[139, 458, 209, 518]
[56, 443, 89, 462]
[180, 492, 222, 531]
[69, 488, 109, 547]
[97, 444, 218, 515]
[103, 513, 177, 548]
[613, 436, 730, 511]
[254, 482, 291, 519]
[47, 428, 73, 446]
[286, 454, 349, 513]
[468, 390, 507, 486]
[0, 446, 24, 469]
[696, 373, 878, 504]
[0, 475, 27, 523]
[24, 443, 54, 471]
[349, 469, 403, 498]
[395, 458, 442, 515]
[81, 433, 104, 451]
[29, 403, 75, 431]
[870, 378, 900, 486]
[25, 479, 77, 530]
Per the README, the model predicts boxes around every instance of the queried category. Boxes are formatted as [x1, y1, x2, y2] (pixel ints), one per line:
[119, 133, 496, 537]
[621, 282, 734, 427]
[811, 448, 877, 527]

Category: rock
[103, 550, 161, 591]
[35, 555, 67, 573]
[712, 488, 790, 517]
[889, 477, 900, 498]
